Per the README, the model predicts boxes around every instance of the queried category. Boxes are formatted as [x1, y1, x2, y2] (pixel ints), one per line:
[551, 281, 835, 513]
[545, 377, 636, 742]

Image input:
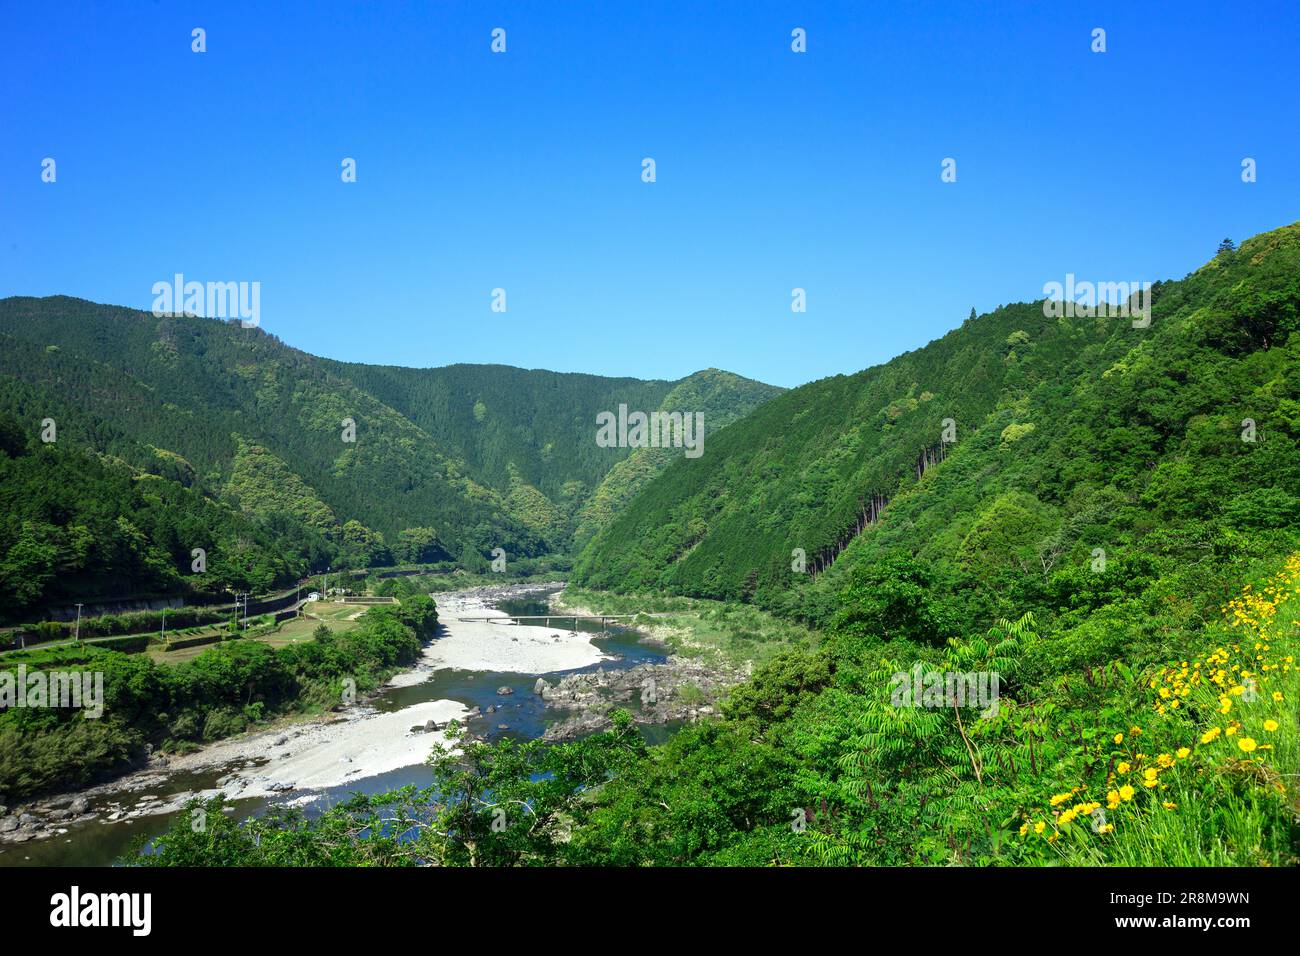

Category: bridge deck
[455, 613, 637, 623]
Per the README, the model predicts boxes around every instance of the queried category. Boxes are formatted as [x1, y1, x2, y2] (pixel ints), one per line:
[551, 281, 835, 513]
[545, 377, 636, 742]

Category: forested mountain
[321, 361, 675, 499]
[573, 224, 1300, 631]
[0, 417, 325, 615]
[572, 368, 784, 548]
[321, 360, 781, 546]
[0, 297, 778, 620]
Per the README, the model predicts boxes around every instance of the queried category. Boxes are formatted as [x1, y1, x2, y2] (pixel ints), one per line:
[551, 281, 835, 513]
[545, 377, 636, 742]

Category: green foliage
[830, 553, 957, 649]
[573, 222, 1300, 645]
[0, 597, 437, 799]
[0, 423, 316, 620]
[0, 299, 778, 616]
[140, 711, 646, 867]
[720, 647, 833, 733]
[572, 369, 782, 548]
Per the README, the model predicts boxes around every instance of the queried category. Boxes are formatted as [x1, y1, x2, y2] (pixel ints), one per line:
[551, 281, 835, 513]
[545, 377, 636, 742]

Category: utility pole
[74, 604, 83, 643]
[161, 607, 167, 642]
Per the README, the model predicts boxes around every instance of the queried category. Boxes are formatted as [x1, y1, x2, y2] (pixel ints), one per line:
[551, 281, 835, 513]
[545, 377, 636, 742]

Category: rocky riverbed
[537, 657, 748, 741]
[0, 580, 748, 857]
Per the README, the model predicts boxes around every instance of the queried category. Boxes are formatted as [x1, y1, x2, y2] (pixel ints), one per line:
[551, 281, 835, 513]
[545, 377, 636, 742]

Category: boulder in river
[534, 678, 548, 695]
[70, 797, 89, 815]
[497, 686, 514, 696]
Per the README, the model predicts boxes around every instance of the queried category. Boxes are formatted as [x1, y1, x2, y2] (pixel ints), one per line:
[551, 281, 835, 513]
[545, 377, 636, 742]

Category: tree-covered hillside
[0, 412, 324, 619]
[0, 298, 538, 559]
[573, 368, 787, 548]
[321, 361, 676, 499]
[323, 360, 782, 548]
[573, 224, 1300, 632]
[0, 297, 778, 617]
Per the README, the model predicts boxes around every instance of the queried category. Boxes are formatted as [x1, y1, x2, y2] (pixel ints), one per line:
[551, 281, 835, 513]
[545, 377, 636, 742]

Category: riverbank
[553, 585, 818, 667]
[0, 580, 606, 854]
[533, 585, 819, 740]
[415, 583, 612, 673]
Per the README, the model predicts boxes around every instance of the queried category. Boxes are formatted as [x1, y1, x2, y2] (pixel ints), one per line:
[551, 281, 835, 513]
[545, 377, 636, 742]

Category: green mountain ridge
[572, 223, 1300, 629]
[573, 368, 783, 548]
[0, 296, 779, 619]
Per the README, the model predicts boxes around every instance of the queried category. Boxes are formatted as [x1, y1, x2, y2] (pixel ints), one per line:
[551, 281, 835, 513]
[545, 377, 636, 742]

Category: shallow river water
[0, 588, 670, 867]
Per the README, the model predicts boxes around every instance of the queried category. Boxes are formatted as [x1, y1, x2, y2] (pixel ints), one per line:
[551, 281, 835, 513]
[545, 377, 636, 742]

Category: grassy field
[146, 601, 372, 665]
[556, 585, 818, 668]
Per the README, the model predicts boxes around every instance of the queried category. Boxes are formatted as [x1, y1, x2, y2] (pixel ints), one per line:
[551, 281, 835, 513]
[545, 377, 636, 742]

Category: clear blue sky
[2, 0, 1297, 388]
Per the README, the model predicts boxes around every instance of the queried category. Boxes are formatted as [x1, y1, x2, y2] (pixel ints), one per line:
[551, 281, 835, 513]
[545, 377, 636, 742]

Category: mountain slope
[572, 368, 785, 548]
[0, 298, 540, 558]
[322, 360, 783, 546]
[0, 296, 780, 616]
[320, 361, 678, 499]
[0, 413, 323, 620]
[572, 224, 1300, 627]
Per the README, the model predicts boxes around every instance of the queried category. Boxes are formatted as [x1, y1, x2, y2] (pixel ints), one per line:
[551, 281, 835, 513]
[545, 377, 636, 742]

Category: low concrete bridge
[456, 613, 638, 630]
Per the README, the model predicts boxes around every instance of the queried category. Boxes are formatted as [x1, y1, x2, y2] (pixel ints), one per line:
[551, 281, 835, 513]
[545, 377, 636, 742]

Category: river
[0, 585, 671, 867]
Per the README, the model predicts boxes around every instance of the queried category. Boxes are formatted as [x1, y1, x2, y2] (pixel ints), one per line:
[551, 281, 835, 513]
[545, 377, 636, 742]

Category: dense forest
[0, 419, 325, 612]
[573, 224, 1300, 632]
[0, 297, 777, 621]
[321, 360, 781, 547]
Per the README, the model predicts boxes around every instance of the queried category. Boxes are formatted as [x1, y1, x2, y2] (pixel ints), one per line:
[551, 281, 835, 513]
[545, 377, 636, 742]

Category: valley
[2, 224, 1299, 869]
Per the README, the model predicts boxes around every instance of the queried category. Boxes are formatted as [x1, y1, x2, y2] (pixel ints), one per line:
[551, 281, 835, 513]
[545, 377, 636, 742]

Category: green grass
[145, 602, 367, 664]
[557, 585, 818, 667]
[1016, 553, 1300, 867]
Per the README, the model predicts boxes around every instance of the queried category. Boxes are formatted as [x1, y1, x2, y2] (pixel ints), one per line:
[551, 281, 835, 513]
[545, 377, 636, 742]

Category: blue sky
[2, 0, 1297, 388]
